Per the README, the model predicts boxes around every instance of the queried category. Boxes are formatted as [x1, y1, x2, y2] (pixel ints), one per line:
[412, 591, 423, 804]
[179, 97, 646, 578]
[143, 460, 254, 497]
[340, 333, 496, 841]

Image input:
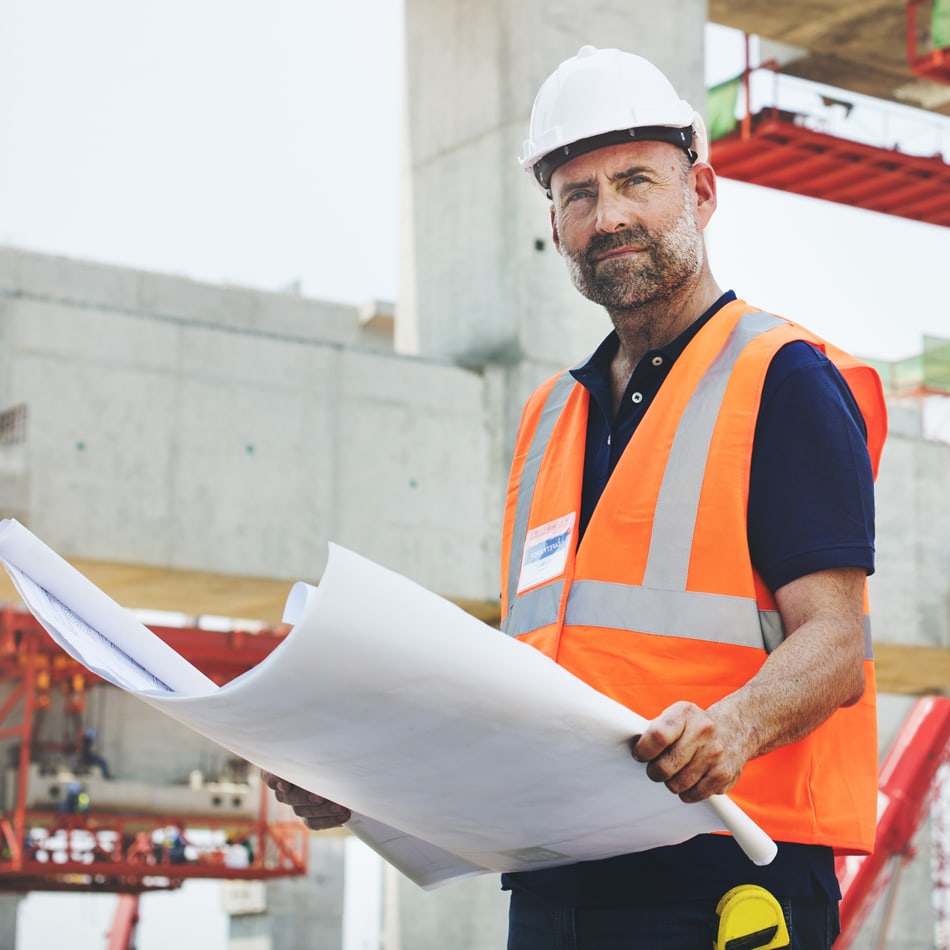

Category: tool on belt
[714, 884, 791, 950]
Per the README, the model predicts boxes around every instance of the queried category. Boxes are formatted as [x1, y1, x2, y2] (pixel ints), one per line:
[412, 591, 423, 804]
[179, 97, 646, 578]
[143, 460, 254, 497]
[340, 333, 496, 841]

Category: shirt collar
[571, 290, 738, 385]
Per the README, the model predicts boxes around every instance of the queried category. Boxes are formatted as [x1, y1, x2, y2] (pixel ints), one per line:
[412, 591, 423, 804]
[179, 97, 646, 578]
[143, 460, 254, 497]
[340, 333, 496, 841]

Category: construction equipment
[0, 605, 308, 895]
[837, 695, 950, 947]
[710, 36, 950, 229]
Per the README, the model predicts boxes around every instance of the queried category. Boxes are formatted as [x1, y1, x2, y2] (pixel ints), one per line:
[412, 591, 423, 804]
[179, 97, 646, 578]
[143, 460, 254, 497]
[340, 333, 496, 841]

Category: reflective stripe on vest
[505, 370, 578, 613]
[501, 311, 874, 659]
[509, 575, 872, 656]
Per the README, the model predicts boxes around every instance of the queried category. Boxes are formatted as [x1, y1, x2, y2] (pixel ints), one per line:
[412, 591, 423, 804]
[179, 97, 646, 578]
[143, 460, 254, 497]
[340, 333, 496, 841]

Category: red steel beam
[836, 696, 950, 948]
[712, 118, 950, 228]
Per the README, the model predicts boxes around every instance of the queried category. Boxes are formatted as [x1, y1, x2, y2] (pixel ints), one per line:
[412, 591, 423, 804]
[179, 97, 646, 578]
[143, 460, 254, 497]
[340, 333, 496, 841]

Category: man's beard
[560, 193, 704, 311]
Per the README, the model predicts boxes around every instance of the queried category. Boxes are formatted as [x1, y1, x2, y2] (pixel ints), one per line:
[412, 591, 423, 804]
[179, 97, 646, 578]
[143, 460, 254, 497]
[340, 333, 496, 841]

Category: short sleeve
[748, 342, 875, 593]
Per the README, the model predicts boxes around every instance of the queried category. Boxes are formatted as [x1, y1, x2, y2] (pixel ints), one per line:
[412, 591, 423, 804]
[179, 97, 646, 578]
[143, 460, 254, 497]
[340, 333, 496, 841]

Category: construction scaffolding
[709, 38, 950, 228]
[0, 606, 308, 896]
[836, 697, 950, 949]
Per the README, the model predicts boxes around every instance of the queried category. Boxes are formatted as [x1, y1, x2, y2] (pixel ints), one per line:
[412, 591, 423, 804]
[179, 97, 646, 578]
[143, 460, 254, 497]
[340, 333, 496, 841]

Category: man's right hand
[261, 771, 351, 830]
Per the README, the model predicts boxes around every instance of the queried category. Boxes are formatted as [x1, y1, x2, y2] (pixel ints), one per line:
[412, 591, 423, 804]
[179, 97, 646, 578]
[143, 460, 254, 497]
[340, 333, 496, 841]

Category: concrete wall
[872, 402, 950, 647]
[0, 246, 501, 604]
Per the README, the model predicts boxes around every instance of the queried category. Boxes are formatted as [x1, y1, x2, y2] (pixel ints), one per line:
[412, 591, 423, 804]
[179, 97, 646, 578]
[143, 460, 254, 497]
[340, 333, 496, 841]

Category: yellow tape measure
[714, 884, 791, 950]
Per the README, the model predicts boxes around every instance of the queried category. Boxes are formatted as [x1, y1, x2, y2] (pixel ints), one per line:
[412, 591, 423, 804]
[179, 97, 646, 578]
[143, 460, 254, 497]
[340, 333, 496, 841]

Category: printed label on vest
[517, 512, 576, 593]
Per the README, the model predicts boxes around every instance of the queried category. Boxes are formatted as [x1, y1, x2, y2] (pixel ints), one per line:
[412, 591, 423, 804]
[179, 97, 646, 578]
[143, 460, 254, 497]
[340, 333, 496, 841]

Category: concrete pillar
[399, 0, 708, 371]
[395, 873, 509, 950]
[228, 836, 346, 950]
[0, 895, 21, 950]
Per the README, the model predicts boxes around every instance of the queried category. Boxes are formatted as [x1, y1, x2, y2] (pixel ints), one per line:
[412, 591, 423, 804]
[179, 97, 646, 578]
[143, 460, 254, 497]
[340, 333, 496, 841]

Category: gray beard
[562, 204, 704, 311]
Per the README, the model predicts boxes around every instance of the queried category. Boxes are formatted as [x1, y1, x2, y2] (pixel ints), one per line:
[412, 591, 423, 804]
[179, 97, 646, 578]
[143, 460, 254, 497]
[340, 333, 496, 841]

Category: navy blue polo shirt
[502, 291, 876, 906]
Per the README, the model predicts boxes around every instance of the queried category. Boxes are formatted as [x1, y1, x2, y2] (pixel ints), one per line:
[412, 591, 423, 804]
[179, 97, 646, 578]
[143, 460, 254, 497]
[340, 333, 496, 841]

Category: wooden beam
[873, 642, 950, 696]
[0, 560, 299, 627]
[0, 559, 503, 629]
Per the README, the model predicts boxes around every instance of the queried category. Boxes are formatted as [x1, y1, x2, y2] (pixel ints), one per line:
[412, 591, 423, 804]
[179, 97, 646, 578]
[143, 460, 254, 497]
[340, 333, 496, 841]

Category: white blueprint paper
[0, 518, 775, 888]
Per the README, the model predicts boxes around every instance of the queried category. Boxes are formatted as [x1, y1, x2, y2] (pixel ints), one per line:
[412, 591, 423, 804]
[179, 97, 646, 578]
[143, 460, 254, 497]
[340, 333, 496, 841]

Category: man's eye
[625, 176, 648, 188]
[565, 190, 592, 203]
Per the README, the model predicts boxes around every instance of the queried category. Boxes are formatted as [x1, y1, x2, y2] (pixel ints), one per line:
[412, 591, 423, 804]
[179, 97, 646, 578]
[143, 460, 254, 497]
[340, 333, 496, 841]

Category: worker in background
[127, 830, 156, 865]
[59, 780, 89, 815]
[154, 825, 190, 865]
[264, 45, 885, 949]
[79, 726, 112, 779]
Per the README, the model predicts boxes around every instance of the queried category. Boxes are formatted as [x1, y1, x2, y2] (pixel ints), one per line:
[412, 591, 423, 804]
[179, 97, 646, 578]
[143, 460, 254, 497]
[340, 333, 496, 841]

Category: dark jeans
[507, 889, 841, 949]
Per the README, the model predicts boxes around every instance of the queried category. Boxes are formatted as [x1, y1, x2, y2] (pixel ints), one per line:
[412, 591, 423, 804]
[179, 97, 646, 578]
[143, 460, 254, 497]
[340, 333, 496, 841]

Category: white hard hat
[521, 45, 708, 190]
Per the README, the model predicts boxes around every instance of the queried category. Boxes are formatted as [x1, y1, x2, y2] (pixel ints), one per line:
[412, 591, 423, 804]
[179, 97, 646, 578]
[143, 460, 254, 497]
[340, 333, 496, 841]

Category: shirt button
[631, 392, 643, 404]
[651, 356, 664, 366]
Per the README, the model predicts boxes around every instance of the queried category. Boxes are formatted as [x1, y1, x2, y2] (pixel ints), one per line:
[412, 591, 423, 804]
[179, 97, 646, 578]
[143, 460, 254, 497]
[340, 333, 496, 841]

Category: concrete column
[399, 0, 708, 370]
[395, 873, 509, 950]
[228, 836, 346, 950]
[0, 895, 21, 950]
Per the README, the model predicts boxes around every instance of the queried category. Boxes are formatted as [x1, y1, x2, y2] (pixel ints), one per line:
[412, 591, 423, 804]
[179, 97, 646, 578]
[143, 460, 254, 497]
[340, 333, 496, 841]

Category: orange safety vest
[500, 300, 887, 855]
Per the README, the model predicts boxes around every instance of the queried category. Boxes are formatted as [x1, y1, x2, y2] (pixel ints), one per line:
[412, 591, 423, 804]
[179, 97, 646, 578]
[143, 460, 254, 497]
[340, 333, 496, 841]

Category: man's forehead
[550, 140, 681, 189]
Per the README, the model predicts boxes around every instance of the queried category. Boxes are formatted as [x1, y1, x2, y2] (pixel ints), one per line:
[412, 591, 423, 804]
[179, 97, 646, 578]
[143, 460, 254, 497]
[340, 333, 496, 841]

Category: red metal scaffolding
[0, 606, 307, 895]
[711, 37, 950, 228]
[837, 696, 950, 947]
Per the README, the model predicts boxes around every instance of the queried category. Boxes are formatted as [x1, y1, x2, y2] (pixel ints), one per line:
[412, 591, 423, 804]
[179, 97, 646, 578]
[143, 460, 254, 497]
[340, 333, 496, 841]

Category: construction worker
[79, 726, 112, 779]
[265, 45, 885, 949]
[59, 780, 89, 815]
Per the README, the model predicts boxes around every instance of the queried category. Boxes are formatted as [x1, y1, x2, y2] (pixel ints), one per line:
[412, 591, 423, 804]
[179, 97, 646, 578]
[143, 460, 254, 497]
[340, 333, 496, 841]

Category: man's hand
[261, 771, 351, 830]
[631, 702, 750, 803]
[630, 567, 868, 805]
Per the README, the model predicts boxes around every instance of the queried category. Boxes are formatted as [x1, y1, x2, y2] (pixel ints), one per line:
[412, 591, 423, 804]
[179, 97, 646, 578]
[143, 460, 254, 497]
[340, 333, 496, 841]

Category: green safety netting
[934, 0, 950, 49]
[923, 336, 950, 390]
[707, 75, 742, 142]
[867, 337, 950, 394]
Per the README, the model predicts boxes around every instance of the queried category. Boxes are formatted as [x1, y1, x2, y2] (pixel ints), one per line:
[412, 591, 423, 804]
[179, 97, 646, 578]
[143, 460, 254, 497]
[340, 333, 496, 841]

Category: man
[266, 45, 886, 948]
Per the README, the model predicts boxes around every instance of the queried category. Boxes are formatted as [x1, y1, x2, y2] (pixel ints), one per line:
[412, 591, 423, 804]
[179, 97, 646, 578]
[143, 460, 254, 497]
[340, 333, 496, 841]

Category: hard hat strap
[534, 124, 697, 189]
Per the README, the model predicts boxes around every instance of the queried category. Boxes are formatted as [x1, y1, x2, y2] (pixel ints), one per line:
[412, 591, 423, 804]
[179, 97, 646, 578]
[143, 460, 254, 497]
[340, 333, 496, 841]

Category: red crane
[837, 695, 950, 947]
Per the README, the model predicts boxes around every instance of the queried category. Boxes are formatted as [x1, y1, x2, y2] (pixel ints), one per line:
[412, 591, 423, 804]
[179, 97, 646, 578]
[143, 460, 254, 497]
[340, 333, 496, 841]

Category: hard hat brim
[531, 124, 698, 190]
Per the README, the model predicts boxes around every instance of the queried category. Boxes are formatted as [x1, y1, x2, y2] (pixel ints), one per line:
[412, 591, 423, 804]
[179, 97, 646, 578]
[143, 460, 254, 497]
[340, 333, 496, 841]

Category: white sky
[3, 4, 949, 363]
[2, 0, 404, 306]
[16, 881, 227, 950]
[4, 5, 950, 945]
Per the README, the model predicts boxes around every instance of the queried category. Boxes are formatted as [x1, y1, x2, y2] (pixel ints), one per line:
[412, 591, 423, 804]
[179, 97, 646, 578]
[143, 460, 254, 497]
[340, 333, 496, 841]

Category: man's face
[548, 141, 711, 310]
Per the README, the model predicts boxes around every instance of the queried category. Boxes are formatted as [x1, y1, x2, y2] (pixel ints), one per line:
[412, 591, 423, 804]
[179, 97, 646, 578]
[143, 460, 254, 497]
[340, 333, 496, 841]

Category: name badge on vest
[517, 513, 576, 593]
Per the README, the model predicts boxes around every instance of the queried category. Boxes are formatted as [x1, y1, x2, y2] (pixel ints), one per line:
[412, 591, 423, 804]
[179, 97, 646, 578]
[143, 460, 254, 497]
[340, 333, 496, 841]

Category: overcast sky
[3, 2, 949, 366]
[2, 0, 404, 305]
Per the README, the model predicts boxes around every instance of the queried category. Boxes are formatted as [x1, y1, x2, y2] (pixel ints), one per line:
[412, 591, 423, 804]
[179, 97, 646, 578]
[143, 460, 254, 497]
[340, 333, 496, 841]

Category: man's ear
[691, 163, 718, 230]
[550, 205, 562, 255]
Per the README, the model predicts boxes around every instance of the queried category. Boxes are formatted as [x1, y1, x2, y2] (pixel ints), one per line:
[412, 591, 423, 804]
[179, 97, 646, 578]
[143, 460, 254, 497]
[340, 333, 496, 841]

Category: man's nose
[595, 190, 631, 232]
